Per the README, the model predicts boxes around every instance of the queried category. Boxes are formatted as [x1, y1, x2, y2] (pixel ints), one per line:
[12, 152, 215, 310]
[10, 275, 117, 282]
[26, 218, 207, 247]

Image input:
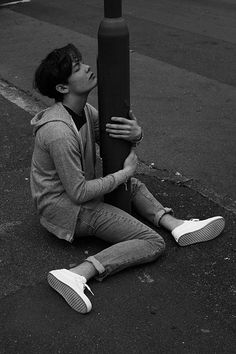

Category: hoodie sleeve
[86, 104, 100, 145]
[48, 131, 128, 205]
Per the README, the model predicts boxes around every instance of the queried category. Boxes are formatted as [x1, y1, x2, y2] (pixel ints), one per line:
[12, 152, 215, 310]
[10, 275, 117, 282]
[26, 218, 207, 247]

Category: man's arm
[88, 105, 143, 146]
[105, 110, 143, 145]
[48, 133, 129, 205]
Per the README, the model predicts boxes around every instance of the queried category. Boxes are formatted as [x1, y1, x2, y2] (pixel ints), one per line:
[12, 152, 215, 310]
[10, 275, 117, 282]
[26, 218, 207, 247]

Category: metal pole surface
[97, 0, 131, 213]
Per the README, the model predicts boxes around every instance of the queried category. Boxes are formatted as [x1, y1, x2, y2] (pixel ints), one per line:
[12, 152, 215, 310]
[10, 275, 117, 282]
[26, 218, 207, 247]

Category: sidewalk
[0, 95, 235, 354]
[0, 7, 236, 202]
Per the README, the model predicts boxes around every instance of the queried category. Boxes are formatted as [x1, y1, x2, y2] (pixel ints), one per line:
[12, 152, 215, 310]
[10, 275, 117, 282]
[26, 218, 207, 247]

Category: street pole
[97, 0, 131, 213]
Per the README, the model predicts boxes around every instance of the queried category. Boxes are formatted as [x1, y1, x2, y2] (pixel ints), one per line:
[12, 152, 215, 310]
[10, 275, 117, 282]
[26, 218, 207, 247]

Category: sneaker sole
[47, 273, 89, 314]
[178, 217, 225, 247]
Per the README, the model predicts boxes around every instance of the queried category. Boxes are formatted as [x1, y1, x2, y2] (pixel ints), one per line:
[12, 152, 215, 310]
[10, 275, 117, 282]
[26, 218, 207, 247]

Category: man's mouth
[89, 72, 95, 80]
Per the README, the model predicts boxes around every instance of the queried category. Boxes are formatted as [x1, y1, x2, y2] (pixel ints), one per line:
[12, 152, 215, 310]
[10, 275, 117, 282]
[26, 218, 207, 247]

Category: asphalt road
[0, 94, 235, 353]
[0, 0, 235, 204]
[0, 1, 236, 353]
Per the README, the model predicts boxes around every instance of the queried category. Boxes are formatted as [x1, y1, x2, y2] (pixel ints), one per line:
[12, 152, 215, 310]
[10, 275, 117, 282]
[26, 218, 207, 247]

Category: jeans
[75, 178, 172, 280]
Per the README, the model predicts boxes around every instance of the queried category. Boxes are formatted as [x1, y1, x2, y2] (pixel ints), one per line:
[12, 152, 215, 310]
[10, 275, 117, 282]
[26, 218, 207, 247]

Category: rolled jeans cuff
[157, 207, 173, 226]
[86, 256, 106, 281]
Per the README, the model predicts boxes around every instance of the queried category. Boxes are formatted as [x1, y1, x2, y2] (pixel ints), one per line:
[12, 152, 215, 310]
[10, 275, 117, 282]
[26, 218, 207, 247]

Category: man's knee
[156, 233, 166, 253]
[148, 231, 166, 257]
[131, 177, 146, 196]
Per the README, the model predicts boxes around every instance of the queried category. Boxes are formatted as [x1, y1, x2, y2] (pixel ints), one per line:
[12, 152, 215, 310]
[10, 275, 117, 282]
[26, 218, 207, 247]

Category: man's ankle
[159, 214, 184, 232]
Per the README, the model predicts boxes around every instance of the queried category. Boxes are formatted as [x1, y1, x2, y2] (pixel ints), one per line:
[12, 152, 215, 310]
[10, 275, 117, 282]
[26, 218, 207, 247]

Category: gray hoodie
[30, 102, 128, 242]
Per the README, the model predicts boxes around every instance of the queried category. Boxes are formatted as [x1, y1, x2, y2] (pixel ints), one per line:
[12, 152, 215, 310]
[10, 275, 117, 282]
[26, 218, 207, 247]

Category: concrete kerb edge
[1, 76, 235, 216]
[137, 161, 236, 216]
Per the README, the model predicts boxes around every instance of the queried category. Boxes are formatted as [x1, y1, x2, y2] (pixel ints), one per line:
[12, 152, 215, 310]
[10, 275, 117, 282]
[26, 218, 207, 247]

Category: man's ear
[55, 84, 69, 95]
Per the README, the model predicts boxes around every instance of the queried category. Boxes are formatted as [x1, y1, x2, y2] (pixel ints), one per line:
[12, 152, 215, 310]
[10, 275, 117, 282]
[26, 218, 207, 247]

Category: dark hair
[33, 43, 82, 102]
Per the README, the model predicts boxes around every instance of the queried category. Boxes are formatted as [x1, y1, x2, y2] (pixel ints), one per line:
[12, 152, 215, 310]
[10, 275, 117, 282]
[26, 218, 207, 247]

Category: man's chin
[90, 80, 98, 91]
[93, 78, 98, 87]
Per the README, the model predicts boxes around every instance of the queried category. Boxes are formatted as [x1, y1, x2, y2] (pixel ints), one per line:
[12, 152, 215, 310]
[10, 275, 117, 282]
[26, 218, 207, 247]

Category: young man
[31, 44, 225, 314]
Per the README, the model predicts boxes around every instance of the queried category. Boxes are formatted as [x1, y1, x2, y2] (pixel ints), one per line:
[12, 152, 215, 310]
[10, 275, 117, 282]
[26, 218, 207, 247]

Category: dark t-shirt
[63, 105, 86, 132]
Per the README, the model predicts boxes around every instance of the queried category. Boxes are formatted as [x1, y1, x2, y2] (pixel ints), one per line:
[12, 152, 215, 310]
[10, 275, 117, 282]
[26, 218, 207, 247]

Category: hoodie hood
[30, 102, 73, 136]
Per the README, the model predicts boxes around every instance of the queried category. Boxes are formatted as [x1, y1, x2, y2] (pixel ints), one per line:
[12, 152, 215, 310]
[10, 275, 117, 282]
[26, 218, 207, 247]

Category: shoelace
[189, 218, 200, 222]
[84, 283, 95, 296]
[74, 274, 94, 296]
[78, 278, 95, 296]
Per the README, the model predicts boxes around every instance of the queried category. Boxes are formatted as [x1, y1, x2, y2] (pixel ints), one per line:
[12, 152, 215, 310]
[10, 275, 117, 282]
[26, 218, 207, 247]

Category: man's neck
[63, 94, 88, 116]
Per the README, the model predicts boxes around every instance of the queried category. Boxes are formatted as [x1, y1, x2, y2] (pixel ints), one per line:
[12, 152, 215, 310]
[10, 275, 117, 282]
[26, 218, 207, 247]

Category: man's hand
[106, 110, 142, 142]
[123, 148, 138, 176]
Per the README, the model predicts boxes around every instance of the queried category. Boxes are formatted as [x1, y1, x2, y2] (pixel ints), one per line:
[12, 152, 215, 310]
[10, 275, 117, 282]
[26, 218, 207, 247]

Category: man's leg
[130, 177, 174, 227]
[78, 201, 165, 280]
[130, 178, 225, 246]
[48, 200, 165, 313]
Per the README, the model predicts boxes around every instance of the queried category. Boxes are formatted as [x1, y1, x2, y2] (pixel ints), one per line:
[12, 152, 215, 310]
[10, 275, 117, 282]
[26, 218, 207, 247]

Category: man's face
[67, 59, 97, 95]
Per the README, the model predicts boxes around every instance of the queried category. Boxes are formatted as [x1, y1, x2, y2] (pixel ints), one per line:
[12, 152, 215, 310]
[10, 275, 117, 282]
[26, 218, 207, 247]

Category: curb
[137, 161, 236, 215]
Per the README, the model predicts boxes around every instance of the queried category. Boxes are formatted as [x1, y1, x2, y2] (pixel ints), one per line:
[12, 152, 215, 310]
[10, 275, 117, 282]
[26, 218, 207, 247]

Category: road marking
[0, 0, 31, 7]
[0, 79, 46, 115]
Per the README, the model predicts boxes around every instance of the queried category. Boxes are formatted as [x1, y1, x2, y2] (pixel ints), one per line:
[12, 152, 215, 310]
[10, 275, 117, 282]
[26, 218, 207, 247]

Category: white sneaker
[47, 269, 93, 314]
[172, 216, 225, 246]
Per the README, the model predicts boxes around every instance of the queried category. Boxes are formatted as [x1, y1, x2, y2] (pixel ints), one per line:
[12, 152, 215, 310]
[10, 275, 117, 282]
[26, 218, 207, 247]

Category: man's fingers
[110, 112, 137, 123]
[106, 124, 131, 130]
[107, 130, 130, 135]
[109, 134, 129, 139]
[111, 117, 130, 124]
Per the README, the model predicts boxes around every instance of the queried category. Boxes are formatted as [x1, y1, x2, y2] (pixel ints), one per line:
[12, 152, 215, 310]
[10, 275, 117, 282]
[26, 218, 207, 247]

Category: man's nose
[85, 65, 91, 72]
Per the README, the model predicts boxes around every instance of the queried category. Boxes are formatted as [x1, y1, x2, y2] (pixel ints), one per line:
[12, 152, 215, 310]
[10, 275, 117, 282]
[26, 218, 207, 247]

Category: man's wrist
[112, 168, 131, 186]
[123, 167, 132, 178]
[132, 129, 143, 145]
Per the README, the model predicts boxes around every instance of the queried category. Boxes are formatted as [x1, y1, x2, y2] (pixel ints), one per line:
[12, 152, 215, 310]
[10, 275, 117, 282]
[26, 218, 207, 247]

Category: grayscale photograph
[0, 1, 235, 353]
